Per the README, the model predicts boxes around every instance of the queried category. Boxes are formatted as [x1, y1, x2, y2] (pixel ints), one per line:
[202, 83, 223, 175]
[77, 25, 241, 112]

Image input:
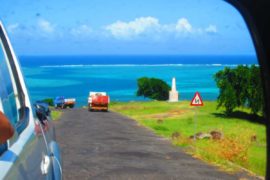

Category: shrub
[214, 65, 264, 116]
[247, 65, 264, 114]
[42, 98, 54, 106]
[218, 137, 250, 163]
[136, 77, 170, 101]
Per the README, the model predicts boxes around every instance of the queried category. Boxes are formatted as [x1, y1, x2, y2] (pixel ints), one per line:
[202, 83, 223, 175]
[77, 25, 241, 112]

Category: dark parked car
[35, 100, 51, 116]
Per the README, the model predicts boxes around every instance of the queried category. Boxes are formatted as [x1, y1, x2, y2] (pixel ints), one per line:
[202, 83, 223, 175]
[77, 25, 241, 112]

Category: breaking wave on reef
[40, 64, 242, 68]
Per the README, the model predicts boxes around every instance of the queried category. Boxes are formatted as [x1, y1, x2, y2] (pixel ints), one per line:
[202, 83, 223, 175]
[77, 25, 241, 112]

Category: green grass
[110, 101, 266, 176]
[51, 110, 62, 121]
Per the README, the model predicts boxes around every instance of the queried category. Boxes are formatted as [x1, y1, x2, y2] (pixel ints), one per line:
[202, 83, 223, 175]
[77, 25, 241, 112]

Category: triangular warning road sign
[190, 92, 204, 106]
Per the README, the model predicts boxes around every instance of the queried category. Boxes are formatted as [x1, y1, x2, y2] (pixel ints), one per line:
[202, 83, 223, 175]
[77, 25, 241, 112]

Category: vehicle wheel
[69, 104, 74, 108]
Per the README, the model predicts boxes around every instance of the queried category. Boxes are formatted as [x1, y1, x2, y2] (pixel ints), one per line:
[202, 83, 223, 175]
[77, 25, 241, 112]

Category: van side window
[0, 27, 28, 136]
[0, 40, 18, 126]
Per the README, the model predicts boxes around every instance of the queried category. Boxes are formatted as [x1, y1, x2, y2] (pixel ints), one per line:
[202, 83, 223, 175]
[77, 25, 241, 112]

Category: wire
[38, 120, 49, 153]
[38, 120, 63, 179]
[51, 153, 63, 180]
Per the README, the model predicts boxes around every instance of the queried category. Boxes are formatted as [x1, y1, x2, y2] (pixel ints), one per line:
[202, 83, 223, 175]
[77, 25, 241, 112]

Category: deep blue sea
[19, 55, 258, 107]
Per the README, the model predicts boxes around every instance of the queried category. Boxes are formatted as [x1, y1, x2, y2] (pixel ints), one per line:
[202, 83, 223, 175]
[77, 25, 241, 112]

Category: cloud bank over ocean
[8, 17, 217, 41]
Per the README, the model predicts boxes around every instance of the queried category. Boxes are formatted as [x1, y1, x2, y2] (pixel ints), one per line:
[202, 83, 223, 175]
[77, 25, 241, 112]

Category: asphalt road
[54, 108, 258, 180]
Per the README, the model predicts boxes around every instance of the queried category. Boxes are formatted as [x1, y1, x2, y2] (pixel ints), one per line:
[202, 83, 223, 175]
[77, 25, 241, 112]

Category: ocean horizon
[19, 55, 258, 107]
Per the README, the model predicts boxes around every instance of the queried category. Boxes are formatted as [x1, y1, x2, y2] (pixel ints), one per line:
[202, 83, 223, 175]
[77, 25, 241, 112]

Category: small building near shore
[169, 77, 179, 102]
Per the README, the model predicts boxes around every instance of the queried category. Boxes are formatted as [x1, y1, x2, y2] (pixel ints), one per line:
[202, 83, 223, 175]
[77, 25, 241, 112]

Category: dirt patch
[112, 105, 152, 111]
[146, 109, 189, 119]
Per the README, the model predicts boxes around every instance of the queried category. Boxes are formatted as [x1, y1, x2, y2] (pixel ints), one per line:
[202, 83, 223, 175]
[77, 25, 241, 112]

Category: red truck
[88, 92, 110, 111]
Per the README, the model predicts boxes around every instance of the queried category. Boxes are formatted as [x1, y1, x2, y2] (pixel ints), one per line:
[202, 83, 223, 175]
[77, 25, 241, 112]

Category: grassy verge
[50, 109, 63, 121]
[110, 101, 266, 176]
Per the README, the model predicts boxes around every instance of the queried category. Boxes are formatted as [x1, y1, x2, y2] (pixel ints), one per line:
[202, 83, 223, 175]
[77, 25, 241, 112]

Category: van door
[0, 23, 54, 179]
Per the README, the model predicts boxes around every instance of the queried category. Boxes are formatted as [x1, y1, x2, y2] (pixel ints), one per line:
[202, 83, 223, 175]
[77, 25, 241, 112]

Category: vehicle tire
[88, 104, 93, 111]
[69, 104, 74, 108]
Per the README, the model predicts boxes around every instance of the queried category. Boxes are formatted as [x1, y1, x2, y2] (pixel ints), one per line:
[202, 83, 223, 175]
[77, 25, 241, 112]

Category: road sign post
[190, 92, 204, 143]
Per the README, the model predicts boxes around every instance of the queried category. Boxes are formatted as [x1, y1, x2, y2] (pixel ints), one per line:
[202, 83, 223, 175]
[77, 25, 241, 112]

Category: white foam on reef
[40, 64, 185, 68]
[40, 64, 251, 68]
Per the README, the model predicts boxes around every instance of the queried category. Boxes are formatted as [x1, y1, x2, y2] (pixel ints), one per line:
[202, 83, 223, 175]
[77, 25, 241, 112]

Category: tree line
[214, 65, 264, 115]
[136, 65, 264, 116]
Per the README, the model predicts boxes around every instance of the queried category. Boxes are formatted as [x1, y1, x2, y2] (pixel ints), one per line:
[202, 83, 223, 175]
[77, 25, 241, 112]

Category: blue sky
[0, 0, 256, 55]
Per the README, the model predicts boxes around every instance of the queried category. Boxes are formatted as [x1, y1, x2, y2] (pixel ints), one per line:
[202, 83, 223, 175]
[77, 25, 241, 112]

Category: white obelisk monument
[169, 77, 179, 102]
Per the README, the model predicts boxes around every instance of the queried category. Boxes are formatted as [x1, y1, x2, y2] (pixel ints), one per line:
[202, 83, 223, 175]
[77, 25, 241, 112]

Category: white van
[0, 21, 62, 179]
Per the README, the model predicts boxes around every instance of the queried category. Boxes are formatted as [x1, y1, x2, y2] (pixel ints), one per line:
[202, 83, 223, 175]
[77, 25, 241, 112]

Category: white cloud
[38, 19, 54, 33]
[205, 25, 217, 33]
[105, 16, 160, 39]
[7, 23, 19, 33]
[6, 20, 57, 39]
[175, 18, 192, 32]
[105, 16, 217, 39]
[71, 25, 93, 37]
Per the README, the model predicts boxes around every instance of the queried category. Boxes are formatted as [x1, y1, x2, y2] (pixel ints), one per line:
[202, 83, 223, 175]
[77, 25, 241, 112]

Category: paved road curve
[54, 109, 257, 180]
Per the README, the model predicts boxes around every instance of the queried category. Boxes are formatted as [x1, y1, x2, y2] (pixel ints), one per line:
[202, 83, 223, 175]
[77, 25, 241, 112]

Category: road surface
[54, 108, 258, 180]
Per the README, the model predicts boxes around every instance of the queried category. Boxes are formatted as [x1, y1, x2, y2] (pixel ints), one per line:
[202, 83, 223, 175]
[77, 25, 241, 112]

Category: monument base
[169, 91, 179, 102]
